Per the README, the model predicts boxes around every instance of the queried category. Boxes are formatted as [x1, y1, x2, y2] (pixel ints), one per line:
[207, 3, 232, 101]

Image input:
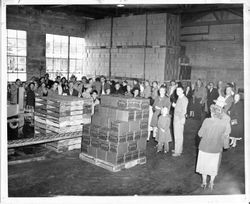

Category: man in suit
[206, 82, 219, 117]
[100, 75, 111, 95]
[64, 81, 79, 97]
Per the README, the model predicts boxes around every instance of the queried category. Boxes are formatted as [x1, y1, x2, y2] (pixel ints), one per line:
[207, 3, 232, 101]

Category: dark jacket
[207, 88, 219, 111]
[64, 88, 79, 97]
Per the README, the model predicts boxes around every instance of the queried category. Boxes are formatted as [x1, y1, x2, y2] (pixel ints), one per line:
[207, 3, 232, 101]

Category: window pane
[54, 41, 61, 58]
[18, 56, 26, 65]
[18, 39, 26, 48]
[70, 44, 77, 58]
[54, 58, 61, 72]
[18, 64, 26, 72]
[61, 59, 68, 72]
[7, 46, 17, 56]
[7, 56, 17, 72]
[61, 46, 68, 58]
[17, 72, 27, 81]
[17, 47, 26, 56]
[46, 41, 53, 57]
[8, 73, 18, 82]
[70, 59, 76, 72]
[17, 30, 26, 39]
[76, 59, 83, 71]
[7, 29, 17, 38]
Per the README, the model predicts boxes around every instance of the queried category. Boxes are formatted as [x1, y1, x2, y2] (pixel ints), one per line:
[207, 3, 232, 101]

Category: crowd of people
[7, 73, 244, 190]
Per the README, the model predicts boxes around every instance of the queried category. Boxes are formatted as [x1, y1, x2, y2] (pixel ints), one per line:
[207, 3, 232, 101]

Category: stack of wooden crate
[34, 95, 92, 152]
[80, 95, 150, 172]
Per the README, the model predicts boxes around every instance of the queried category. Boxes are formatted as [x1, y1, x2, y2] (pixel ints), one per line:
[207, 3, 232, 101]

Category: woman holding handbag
[196, 97, 231, 190]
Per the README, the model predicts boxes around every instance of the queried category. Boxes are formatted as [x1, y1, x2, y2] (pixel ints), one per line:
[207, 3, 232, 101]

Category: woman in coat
[229, 93, 244, 147]
[196, 100, 231, 190]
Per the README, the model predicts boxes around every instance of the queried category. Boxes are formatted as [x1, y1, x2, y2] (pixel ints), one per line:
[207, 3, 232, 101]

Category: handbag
[231, 119, 238, 125]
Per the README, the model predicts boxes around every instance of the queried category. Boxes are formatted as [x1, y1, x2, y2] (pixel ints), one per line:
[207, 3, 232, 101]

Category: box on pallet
[124, 152, 133, 163]
[97, 149, 107, 161]
[128, 141, 137, 152]
[100, 140, 110, 151]
[107, 152, 124, 165]
[137, 138, 147, 151]
[109, 142, 128, 154]
[129, 120, 140, 132]
[133, 131, 141, 141]
[99, 127, 110, 141]
[88, 146, 98, 158]
[111, 121, 129, 136]
[126, 132, 134, 142]
[90, 138, 100, 148]
[108, 133, 127, 143]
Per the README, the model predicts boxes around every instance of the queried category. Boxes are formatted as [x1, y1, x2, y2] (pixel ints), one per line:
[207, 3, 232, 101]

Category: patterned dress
[156, 115, 172, 144]
[150, 96, 171, 127]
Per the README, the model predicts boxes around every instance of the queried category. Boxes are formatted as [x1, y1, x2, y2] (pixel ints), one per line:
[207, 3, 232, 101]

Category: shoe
[157, 150, 161, 153]
[201, 183, 207, 190]
[164, 150, 168, 154]
[172, 153, 181, 157]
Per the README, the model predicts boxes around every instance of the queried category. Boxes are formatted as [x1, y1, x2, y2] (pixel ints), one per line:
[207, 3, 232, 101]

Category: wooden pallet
[8, 131, 83, 148]
[79, 152, 146, 172]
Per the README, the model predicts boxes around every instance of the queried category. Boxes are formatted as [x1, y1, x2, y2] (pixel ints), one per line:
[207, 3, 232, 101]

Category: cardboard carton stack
[147, 13, 180, 46]
[83, 48, 110, 76]
[85, 19, 112, 47]
[80, 95, 150, 171]
[112, 15, 146, 46]
[34, 95, 92, 152]
[111, 48, 144, 78]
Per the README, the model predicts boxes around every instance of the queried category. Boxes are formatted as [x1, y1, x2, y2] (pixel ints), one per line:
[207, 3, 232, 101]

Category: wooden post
[143, 14, 148, 81]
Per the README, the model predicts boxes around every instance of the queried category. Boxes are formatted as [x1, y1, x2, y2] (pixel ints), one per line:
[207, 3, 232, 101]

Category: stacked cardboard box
[80, 95, 149, 170]
[112, 15, 146, 46]
[34, 95, 92, 152]
[111, 48, 144, 78]
[83, 48, 110, 76]
[85, 19, 112, 47]
[147, 13, 180, 46]
[145, 46, 180, 82]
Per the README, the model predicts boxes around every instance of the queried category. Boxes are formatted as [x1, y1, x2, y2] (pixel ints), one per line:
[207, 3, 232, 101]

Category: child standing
[156, 107, 172, 153]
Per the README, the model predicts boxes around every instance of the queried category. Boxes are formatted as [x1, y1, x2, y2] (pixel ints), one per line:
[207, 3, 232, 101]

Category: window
[46, 34, 85, 80]
[7, 29, 27, 82]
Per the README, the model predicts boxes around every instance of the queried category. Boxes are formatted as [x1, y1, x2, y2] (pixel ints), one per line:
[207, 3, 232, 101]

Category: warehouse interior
[3, 2, 248, 201]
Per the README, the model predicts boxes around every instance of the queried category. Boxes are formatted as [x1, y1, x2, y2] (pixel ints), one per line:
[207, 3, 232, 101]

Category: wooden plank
[79, 152, 146, 172]
[8, 131, 83, 148]
[8, 156, 46, 165]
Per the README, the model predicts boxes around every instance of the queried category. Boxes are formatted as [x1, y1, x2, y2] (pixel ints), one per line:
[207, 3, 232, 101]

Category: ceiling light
[117, 4, 125, 7]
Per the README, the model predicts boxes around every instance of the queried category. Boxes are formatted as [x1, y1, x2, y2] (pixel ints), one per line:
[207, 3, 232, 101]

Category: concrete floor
[8, 119, 245, 196]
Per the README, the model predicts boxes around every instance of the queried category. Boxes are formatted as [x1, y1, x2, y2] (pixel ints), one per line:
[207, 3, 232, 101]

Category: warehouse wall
[181, 11, 243, 88]
[7, 6, 86, 80]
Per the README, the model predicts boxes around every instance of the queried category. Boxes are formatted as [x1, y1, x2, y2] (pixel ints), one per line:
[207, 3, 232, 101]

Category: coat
[230, 101, 244, 138]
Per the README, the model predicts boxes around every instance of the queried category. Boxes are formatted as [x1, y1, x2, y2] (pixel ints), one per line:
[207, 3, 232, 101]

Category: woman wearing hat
[196, 99, 231, 190]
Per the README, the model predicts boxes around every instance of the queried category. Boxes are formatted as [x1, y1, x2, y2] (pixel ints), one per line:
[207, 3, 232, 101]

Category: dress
[156, 115, 172, 144]
[193, 86, 207, 120]
[150, 96, 171, 127]
[196, 117, 231, 176]
[230, 101, 244, 138]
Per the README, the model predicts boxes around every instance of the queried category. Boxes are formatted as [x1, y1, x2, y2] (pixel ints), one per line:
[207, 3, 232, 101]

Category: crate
[126, 132, 134, 142]
[133, 131, 141, 141]
[140, 119, 149, 130]
[128, 141, 137, 152]
[111, 121, 129, 136]
[109, 142, 128, 154]
[108, 134, 127, 143]
[129, 120, 140, 132]
[137, 138, 147, 151]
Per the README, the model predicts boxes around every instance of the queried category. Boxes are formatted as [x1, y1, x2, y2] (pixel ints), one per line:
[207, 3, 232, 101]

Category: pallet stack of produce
[80, 95, 150, 172]
[34, 95, 92, 152]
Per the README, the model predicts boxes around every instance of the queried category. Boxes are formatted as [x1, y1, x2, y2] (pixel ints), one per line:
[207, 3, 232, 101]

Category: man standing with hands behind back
[172, 86, 188, 157]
